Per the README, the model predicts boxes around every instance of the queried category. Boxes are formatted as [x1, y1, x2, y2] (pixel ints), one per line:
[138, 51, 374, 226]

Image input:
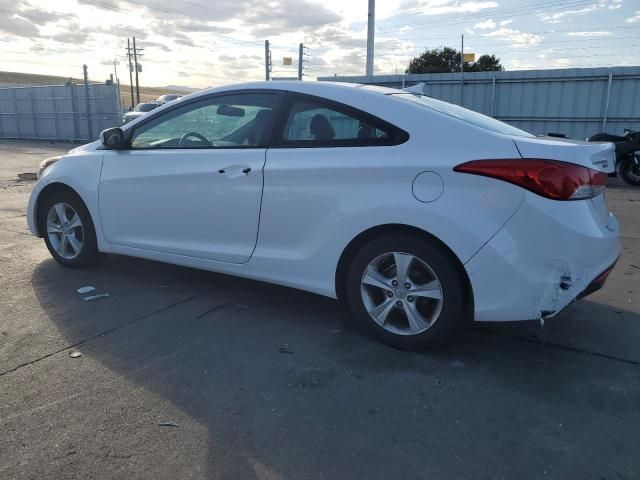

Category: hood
[68, 140, 101, 155]
[514, 136, 616, 174]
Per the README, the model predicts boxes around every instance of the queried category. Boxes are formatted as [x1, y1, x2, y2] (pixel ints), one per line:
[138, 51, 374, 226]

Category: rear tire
[345, 234, 467, 350]
[619, 154, 640, 186]
[39, 190, 103, 268]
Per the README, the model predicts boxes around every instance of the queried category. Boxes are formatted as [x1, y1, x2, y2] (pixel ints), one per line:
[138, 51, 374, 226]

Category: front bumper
[26, 181, 43, 237]
[465, 192, 620, 322]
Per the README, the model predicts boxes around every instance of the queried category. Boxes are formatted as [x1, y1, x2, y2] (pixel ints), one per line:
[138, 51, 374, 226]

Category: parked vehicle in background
[28, 81, 620, 349]
[156, 94, 182, 105]
[587, 129, 640, 186]
[122, 102, 159, 125]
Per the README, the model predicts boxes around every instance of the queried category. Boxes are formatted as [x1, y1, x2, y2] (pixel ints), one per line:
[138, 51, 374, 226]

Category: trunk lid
[514, 136, 615, 174]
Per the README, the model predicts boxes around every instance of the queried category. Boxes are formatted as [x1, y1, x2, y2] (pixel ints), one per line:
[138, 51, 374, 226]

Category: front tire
[39, 190, 102, 268]
[345, 234, 467, 350]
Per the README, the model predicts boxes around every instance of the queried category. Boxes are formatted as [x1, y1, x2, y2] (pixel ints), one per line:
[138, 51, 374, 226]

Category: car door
[99, 91, 282, 263]
[258, 94, 408, 285]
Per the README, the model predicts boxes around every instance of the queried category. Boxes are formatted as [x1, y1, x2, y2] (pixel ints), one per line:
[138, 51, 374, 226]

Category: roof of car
[183, 81, 397, 101]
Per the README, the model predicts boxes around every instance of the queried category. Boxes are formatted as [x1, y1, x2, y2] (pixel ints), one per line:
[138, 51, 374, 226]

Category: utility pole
[366, 0, 375, 77]
[126, 38, 134, 109]
[133, 36, 140, 105]
[298, 43, 304, 81]
[460, 34, 464, 106]
[264, 40, 271, 81]
[83, 64, 93, 139]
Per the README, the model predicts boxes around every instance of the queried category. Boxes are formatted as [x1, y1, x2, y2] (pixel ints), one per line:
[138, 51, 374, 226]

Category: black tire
[345, 234, 467, 350]
[619, 155, 640, 186]
[38, 190, 103, 268]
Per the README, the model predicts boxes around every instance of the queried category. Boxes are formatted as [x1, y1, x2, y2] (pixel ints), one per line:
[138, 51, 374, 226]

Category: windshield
[135, 103, 157, 112]
[391, 93, 534, 137]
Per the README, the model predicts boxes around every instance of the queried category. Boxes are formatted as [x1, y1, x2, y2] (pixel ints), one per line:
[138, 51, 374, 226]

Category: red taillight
[453, 159, 606, 201]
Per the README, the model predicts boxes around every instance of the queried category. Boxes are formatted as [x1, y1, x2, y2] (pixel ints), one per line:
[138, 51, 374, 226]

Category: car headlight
[37, 156, 62, 179]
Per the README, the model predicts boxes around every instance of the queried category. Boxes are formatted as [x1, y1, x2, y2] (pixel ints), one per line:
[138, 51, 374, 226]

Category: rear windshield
[391, 93, 534, 137]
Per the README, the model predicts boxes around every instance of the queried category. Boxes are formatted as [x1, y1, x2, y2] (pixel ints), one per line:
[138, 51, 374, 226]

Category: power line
[377, 0, 606, 34]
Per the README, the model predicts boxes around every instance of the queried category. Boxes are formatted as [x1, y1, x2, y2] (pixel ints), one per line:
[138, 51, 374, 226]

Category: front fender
[27, 152, 110, 253]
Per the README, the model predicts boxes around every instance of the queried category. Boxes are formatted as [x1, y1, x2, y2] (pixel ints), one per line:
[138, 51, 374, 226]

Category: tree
[406, 48, 504, 74]
[467, 54, 504, 72]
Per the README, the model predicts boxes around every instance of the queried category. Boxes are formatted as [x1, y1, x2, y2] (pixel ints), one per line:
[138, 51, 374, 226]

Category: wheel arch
[35, 182, 90, 237]
[334, 224, 474, 318]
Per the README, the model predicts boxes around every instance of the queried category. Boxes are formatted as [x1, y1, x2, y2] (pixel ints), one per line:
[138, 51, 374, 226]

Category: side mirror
[100, 127, 125, 149]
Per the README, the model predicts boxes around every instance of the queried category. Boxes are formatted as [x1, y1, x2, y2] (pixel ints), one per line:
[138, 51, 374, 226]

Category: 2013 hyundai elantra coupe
[27, 81, 620, 349]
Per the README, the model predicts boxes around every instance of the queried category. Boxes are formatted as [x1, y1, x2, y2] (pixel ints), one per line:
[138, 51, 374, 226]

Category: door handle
[242, 167, 251, 174]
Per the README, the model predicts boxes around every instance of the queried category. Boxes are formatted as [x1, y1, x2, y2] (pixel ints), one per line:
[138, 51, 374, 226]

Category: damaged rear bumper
[465, 192, 620, 322]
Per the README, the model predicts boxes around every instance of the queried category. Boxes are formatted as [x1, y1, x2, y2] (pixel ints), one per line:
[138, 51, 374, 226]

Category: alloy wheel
[360, 252, 444, 336]
[46, 202, 84, 260]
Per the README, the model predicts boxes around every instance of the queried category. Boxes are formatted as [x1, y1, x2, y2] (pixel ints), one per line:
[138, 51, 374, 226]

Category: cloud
[499, 19, 513, 26]
[539, 1, 621, 23]
[0, 14, 40, 38]
[566, 31, 613, 37]
[474, 19, 496, 30]
[482, 28, 543, 47]
[628, 10, 640, 23]
[540, 5, 597, 23]
[397, 0, 498, 16]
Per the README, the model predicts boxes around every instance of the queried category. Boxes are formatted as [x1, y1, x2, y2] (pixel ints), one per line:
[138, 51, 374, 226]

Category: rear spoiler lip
[513, 136, 616, 174]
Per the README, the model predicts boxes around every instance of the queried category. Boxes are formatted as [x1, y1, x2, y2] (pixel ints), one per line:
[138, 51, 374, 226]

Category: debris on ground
[69, 351, 82, 358]
[279, 345, 294, 354]
[83, 293, 109, 302]
[76, 286, 95, 294]
[158, 422, 179, 428]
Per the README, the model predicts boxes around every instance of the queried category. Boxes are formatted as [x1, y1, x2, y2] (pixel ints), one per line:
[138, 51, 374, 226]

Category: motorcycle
[587, 129, 640, 186]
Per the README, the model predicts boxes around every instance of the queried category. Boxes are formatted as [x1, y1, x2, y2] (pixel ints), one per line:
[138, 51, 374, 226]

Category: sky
[0, 0, 639, 88]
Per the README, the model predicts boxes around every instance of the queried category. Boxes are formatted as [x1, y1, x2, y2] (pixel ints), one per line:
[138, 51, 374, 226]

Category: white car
[121, 102, 159, 125]
[27, 81, 620, 349]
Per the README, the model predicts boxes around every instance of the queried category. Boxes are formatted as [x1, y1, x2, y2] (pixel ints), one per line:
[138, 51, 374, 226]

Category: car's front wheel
[39, 190, 102, 268]
[345, 234, 467, 350]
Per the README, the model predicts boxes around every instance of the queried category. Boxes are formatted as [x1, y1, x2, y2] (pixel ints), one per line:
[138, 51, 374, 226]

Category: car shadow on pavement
[27, 255, 640, 480]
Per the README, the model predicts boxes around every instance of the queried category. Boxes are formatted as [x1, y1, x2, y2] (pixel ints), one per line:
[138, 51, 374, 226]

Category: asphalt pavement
[1, 139, 639, 480]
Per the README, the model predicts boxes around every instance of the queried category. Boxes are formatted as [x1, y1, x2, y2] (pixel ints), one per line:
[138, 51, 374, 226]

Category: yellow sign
[283, 57, 293, 66]
[463, 53, 476, 62]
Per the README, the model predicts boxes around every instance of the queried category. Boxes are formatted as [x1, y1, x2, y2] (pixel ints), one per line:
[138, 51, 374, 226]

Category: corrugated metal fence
[0, 83, 120, 141]
[319, 67, 640, 140]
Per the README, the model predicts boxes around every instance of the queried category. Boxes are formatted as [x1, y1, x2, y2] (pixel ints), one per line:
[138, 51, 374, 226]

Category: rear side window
[278, 96, 407, 147]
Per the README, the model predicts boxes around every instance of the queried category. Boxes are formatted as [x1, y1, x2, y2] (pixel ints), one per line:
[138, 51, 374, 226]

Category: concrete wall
[319, 67, 640, 140]
[0, 83, 121, 141]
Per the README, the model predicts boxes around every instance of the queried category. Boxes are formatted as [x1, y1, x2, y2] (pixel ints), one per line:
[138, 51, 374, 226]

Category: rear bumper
[575, 259, 617, 301]
[465, 192, 620, 322]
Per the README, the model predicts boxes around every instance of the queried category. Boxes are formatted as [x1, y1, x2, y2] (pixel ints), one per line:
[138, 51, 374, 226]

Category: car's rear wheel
[345, 234, 466, 350]
[39, 191, 102, 268]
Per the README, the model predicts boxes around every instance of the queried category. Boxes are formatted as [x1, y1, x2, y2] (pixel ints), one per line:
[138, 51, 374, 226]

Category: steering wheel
[179, 132, 210, 147]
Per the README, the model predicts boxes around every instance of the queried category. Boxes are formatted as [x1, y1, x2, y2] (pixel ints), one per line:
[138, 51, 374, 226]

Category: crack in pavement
[0, 226, 33, 236]
[0, 292, 210, 377]
[473, 327, 640, 366]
